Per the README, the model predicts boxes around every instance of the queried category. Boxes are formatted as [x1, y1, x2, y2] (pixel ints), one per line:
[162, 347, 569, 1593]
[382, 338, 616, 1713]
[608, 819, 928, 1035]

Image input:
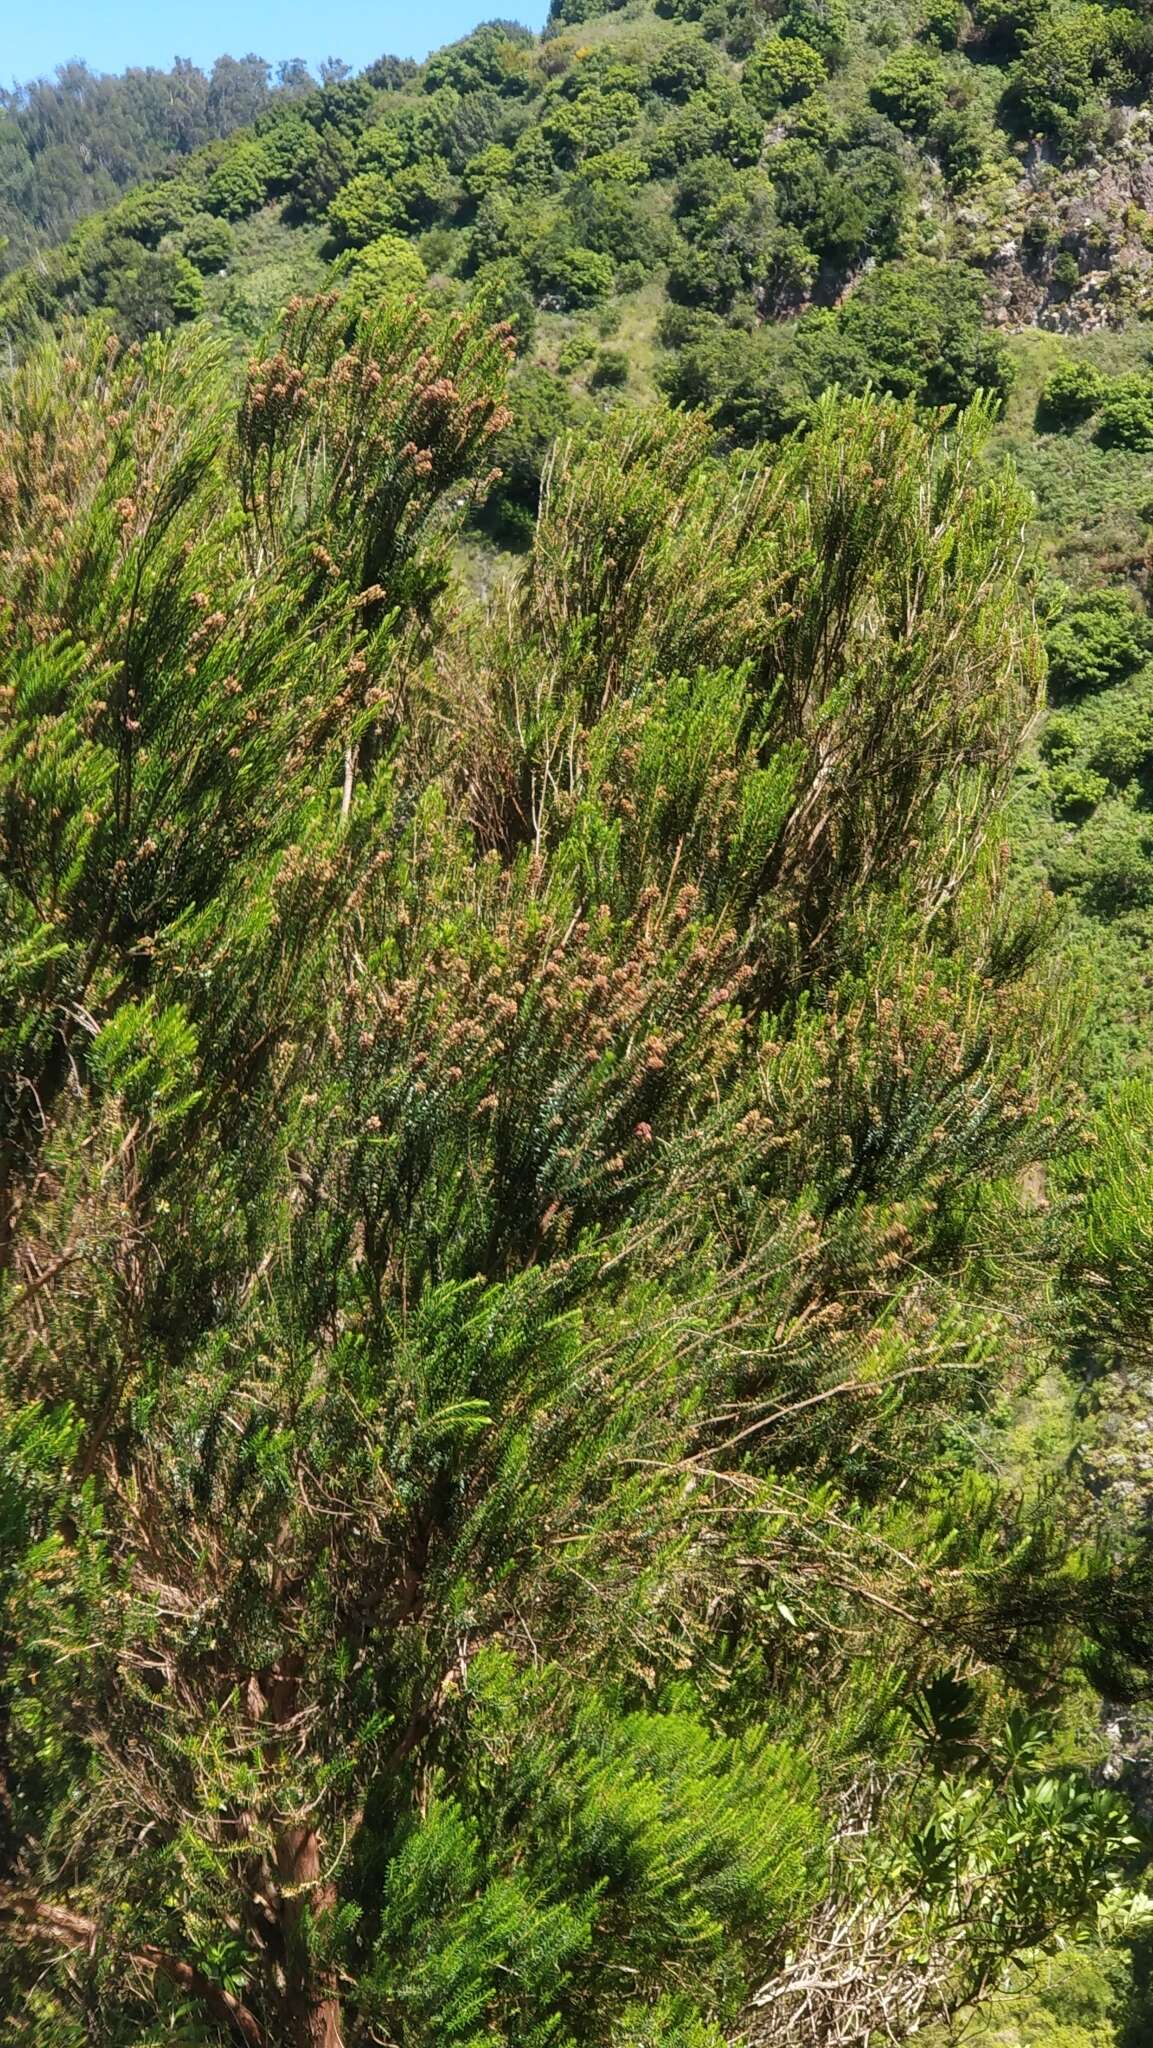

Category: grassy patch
[202, 204, 331, 350]
[993, 325, 1153, 587]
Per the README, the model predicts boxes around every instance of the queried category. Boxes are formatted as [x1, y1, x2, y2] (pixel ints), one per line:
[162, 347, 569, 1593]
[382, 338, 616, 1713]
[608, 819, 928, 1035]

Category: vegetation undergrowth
[6, 0, 1153, 2037]
[0, 290, 1149, 2046]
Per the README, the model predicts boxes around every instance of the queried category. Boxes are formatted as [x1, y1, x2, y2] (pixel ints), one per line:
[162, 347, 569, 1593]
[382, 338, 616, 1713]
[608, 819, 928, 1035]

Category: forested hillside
[4, 5, 1153, 2048]
[0, 56, 346, 277]
[8, 0, 1153, 518]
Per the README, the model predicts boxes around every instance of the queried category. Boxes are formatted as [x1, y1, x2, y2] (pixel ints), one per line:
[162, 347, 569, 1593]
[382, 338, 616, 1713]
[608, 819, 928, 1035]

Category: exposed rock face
[973, 110, 1153, 332]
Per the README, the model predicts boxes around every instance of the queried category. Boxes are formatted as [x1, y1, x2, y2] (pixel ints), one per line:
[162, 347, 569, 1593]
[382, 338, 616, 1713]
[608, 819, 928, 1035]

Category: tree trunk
[276, 1826, 344, 2048]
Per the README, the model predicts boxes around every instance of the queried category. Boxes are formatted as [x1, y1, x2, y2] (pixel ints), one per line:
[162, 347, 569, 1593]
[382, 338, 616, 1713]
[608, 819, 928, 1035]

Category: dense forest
[10, 0, 1153, 492]
[0, 57, 349, 277]
[4, 5, 1153, 2047]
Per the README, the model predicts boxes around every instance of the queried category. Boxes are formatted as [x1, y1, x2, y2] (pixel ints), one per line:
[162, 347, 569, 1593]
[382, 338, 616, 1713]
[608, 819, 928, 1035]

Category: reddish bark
[275, 1826, 345, 2048]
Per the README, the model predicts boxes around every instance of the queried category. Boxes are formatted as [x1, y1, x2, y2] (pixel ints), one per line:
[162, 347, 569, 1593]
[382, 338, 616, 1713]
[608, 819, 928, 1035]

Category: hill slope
[0, 54, 354, 275]
[7, 0, 1153, 557]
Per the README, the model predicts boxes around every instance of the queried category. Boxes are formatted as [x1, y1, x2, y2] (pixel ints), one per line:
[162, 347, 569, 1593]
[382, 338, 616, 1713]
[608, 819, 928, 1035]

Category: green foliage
[933, 107, 991, 186]
[328, 169, 403, 247]
[1007, 563, 1153, 1094]
[645, 78, 765, 172]
[921, 0, 966, 48]
[590, 344, 630, 386]
[3, 0, 1153, 424]
[772, 136, 908, 271]
[0, 307, 1127, 2047]
[362, 1670, 824, 2041]
[470, 255, 537, 349]
[669, 161, 785, 313]
[1038, 358, 1108, 428]
[869, 47, 950, 133]
[1045, 588, 1148, 698]
[1056, 799, 1153, 911]
[744, 35, 828, 115]
[1068, 1079, 1153, 1353]
[1095, 376, 1153, 452]
[1008, 6, 1132, 143]
[109, 246, 205, 334]
[536, 240, 615, 306]
[657, 309, 803, 442]
[180, 210, 236, 273]
[0, 53, 315, 275]
[330, 232, 429, 311]
[205, 139, 272, 221]
[659, 258, 1010, 443]
[811, 258, 1014, 410]
[6, 6, 1153, 2042]
[780, 0, 850, 63]
[541, 77, 643, 170]
[462, 140, 516, 200]
[943, 1941, 1146, 2048]
[1052, 248, 1081, 296]
[234, 291, 514, 604]
[646, 31, 722, 102]
[111, 179, 197, 244]
[474, 363, 594, 541]
[1048, 758, 1109, 817]
[424, 22, 536, 99]
[549, 0, 630, 24]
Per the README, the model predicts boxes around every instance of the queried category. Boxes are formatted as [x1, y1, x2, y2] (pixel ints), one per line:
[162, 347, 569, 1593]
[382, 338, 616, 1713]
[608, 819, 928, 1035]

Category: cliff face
[975, 112, 1153, 330]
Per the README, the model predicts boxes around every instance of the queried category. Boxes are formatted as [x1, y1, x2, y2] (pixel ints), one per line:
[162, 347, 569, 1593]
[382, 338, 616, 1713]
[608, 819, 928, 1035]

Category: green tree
[657, 307, 804, 440]
[1095, 375, 1153, 452]
[423, 21, 536, 98]
[541, 82, 642, 169]
[328, 169, 402, 247]
[0, 51, 300, 275]
[646, 79, 765, 171]
[534, 238, 615, 305]
[331, 232, 428, 309]
[921, 0, 965, 48]
[110, 246, 205, 333]
[816, 256, 1014, 409]
[356, 120, 409, 180]
[773, 138, 907, 271]
[462, 140, 517, 200]
[470, 254, 538, 350]
[781, 0, 849, 63]
[590, 343, 630, 385]
[1009, 5, 1129, 144]
[181, 211, 236, 272]
[111, 179, 197, 245]
[206, 139, 271, 219]
[646, 30, 721, 100]
[744, 35, 827, 115]
[473, 361, 595, 541]
[286, 124, 361, 220]
[870, 47, 950, 133]
[1045, 586, 1148, 696]
[1036, 357, 1107, 428]
[932, 107, 990, 186]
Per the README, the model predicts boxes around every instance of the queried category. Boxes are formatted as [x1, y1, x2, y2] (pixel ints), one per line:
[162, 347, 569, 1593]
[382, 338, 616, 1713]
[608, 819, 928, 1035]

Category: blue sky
[2, 1, 548, 88]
